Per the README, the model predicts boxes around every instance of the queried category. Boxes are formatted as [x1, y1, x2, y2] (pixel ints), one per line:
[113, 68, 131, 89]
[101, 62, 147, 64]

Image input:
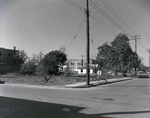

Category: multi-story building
[0, 47, 20, 74]
[64, 59, 97, 74]
[0, 47, 19, 65]
[66, 59, 87, 72]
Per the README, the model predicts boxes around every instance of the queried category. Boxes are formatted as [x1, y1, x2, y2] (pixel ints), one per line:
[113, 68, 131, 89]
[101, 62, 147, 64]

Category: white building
[63, 59, 98, 74]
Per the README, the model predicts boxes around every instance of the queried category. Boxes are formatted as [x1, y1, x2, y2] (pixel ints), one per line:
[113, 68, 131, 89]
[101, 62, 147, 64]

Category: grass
[0, 73, 123, 86]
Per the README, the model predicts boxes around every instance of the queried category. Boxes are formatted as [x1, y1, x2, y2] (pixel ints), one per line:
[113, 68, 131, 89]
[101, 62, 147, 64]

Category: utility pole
[81, 55, 84, 67]
[86, 0, 90, 85]
[147, 49, 150, 71]
[131, 35, 140, 76]
[131, 35, 140, 53]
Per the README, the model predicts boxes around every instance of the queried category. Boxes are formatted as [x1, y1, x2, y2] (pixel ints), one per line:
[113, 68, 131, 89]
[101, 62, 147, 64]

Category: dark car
[0, 80, 5, 84]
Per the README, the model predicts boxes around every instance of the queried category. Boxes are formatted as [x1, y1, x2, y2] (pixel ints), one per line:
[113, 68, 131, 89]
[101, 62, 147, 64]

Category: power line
[90, 14, 117, 35]
[63, 0, 119, 35]
[91, 37, 97, 57]
[100, 0, 137, 35]
[63, 0, 85, 13]
[64, 0, 149, 53]
[98, 0, 149, 51]
[67, 18, 86, 51]
[89, 0, 128, 34]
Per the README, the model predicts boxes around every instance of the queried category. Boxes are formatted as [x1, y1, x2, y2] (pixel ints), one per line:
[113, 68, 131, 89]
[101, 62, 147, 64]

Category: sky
[0, 0, 150, 66]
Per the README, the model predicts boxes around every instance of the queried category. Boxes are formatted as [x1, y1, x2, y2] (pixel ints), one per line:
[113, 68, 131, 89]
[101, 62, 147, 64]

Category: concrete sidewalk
[65, 77, 133, 88]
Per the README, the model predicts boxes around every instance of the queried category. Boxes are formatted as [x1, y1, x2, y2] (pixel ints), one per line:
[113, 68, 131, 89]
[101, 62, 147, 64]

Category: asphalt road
[0, 77, 150, 118]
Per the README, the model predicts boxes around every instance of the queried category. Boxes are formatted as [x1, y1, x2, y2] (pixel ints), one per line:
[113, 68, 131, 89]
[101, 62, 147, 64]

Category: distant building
[64, 59, 87, 72]
[0, 47, 20, 74]
[63, 59, 98, 74]
[77, 65, 97, 74]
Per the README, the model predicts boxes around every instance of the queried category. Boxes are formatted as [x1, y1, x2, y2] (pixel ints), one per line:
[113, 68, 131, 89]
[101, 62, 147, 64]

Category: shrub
[36, 63, 46, 76]
[21, 61, 36, 75]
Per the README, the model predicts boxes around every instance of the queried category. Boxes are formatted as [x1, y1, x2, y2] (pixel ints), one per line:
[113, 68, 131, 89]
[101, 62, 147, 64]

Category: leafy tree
[128, 52, 141, 75]
[139, 63, 149, 72]
[96, 33, 141, 76]
[96, 42, 112, 75]
[19, 50, 28, 63]
[39, 50, 67, 81]
[110, 33, 141, 76]
[13, 50, 28, 65]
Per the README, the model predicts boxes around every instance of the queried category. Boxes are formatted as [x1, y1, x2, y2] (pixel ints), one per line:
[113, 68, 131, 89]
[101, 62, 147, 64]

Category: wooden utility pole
[131, 35, 140, 76]
[81, 55, 84, 67]
[86, 0, 90, 85]
[131, 35, 140, 53]
[147, 49, 150, 70]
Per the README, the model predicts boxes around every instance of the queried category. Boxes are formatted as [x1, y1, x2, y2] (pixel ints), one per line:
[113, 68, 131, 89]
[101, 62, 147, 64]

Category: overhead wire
[95, 0, 149, 51]
[100, 0, 137, 35]
[90, 14, 117, 35]
[90, 29, 97, 57]
[63, 0, 118, 35]
[89, 0, 128, 34]
[63, 0, 85, 13]
[64, 0, 149, 53]
[66, 18, 86, 51]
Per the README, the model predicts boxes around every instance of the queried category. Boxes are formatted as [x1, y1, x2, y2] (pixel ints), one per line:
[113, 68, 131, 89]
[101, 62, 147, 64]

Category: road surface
[0, 77, 150, 118]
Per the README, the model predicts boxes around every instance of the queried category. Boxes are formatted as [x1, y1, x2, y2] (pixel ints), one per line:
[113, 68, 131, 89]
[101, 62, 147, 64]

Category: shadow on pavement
[0, 96, 150, 118]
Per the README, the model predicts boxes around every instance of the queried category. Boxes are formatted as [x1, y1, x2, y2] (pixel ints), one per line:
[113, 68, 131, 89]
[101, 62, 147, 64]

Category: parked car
[137, 72, 149, 78]
[0, 80, 5, 84]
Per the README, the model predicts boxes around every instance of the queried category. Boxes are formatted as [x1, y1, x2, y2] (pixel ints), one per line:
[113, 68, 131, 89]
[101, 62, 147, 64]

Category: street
[0, 77, 150, 118]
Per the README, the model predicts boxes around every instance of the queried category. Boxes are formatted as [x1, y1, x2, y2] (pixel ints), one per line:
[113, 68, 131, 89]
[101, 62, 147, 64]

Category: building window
[70, 62, 74, 66]
[77, 63, 82, 66]
[0, 52, 2, 56]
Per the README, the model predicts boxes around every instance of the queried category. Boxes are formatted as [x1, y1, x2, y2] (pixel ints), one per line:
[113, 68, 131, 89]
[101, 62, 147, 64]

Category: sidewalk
[65, 77, 133, 88]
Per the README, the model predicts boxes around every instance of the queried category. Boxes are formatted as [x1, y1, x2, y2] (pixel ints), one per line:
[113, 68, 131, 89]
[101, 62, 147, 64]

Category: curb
[65, 77, 133, 88]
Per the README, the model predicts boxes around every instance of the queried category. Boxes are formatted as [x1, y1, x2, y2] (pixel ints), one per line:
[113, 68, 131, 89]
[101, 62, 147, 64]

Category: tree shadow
[0, 96, 150, 118]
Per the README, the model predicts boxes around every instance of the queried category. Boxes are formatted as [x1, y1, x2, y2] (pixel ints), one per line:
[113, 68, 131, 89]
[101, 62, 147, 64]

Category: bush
[21, 61, 36, 75]
[36, 63, 46, 76]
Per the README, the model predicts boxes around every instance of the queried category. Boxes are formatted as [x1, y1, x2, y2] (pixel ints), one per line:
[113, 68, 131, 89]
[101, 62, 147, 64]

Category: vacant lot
[0, 73, 123, 86]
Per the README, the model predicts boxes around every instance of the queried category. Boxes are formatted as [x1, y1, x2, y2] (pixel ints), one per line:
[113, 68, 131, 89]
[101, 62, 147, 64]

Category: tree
[19, 50, 28, 63]
[30, 52, 44, 65]
[111, 33, 135, 76]
[13, 50, 28, 65]
[128, 52, 141, 75]
[96, 33, 141, 76]
[39, 50, 67, 81]
[36, 51, 44, 64]
[96, 42, 112, 75]
[59, 46, 68, 57]
[139, 63, 149, 72]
